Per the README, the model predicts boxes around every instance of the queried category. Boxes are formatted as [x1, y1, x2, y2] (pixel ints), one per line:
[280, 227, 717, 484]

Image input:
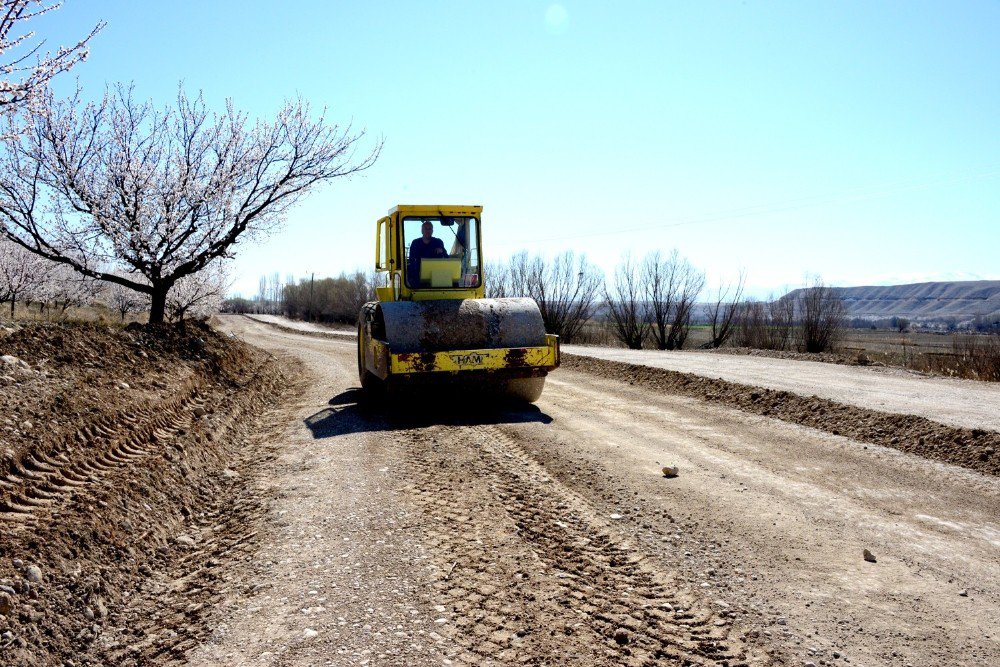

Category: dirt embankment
[0, 321, 291, 666]
[563, 354, 1000, 476]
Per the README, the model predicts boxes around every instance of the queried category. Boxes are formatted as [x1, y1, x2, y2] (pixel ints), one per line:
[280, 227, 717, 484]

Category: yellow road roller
[357, 204, 559, 402]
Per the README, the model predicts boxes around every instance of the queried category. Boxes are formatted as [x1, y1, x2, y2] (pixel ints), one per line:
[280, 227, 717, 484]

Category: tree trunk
[149, 285, 169, 324]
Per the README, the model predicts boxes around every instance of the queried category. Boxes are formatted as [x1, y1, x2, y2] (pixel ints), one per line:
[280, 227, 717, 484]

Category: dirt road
[562, 345, 1000, 432]
[245, 314, 355, 337]
[186, 316, 999, 666]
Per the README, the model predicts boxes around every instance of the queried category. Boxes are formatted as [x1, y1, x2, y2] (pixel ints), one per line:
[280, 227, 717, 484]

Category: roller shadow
[304, 387, 553, 439]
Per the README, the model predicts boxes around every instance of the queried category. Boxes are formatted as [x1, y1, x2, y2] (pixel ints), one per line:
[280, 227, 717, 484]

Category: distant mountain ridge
[784, 280, 1000, 322]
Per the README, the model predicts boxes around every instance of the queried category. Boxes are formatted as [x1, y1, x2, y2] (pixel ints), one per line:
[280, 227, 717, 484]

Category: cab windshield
[403, 216, 481, 289]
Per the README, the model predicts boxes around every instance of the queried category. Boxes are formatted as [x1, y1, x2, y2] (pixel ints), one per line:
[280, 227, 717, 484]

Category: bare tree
[952, 333, 1000, 381]
[282, 270, 374, 324]
[282, 272, 295, 313]
[707, 270, 746, 348]
[268, 271, 281, 314]
[604, 252, 647, 349]
[734, 298, 766, 348]
[482, 251, 603, 342]
[768, 295, 795, 349]
[253, 271, 284, 314]
[331, 270, 373, 322]
[484, 258, 513, 298]
[797, 277, 846, 353]
[643, 250, 704, 350]
[734, 294, 796, 351]
[0, 84, 381, 323]
[509, 251, 539, 297]
[0, 1, 103, 123]
[643, 250, 676, 350]
[256, 274, 269, 313]
[525, 251, 603, 343]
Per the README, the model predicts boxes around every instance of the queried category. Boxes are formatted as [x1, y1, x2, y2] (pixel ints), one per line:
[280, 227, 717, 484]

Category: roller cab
[358, 205, 559, 402]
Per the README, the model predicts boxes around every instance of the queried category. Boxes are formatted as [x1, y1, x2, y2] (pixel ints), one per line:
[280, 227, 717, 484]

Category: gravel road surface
[185, 316, 998, 666]
[245, 314, 356, 337]
[563, 345, 1000, 431]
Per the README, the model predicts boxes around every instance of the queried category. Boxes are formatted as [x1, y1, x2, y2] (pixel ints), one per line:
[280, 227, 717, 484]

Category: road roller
[357, 204, 559, 402]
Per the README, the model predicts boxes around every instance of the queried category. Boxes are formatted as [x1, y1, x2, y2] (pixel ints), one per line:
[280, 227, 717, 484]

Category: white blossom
[0, 234, 47, 316]
[0, 1, 103, 130]
[35, 260, 99, 315]
[166, 259, 229, 321]
[1, 235, 101, 318]
[0, 84, 381, 323]
[98, 272, 149, 322]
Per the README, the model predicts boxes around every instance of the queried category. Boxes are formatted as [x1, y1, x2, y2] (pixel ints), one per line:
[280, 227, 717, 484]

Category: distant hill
[783, 281, 1000, 323]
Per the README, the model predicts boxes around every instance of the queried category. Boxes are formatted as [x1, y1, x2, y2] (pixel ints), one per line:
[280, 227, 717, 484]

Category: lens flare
[545, 4, 569, 34]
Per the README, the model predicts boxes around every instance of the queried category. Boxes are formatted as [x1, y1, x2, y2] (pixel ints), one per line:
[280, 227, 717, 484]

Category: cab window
[403, 216, 480, 288]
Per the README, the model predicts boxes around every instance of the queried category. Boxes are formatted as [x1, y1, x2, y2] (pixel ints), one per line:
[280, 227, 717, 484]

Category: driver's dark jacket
[408, 237, 446, 281]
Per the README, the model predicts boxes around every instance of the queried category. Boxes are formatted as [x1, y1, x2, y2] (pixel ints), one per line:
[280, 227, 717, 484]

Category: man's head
[421, 221, 433, 240]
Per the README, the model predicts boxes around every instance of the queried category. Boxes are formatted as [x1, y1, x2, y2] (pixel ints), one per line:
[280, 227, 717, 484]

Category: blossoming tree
[0, 234, 46, 316]
[35, 260, 99, 316]
[1, 1, 102, 119]
[100, 275, 149, 323]
[166, 259, 230, 322]
[0, 85, 380, 323]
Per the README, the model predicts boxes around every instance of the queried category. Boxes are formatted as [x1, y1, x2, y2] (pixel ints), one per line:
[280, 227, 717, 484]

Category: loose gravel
[563, 353, 1000, 476]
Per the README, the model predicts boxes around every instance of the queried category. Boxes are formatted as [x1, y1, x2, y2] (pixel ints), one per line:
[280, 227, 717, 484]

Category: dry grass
[571, 320, 1000, 382]
[0, 302, 147, 325]
[840, 329, 1000, 381]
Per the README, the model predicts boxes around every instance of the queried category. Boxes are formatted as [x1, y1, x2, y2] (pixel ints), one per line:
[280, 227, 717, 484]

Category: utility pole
[308, 272, 315, 321]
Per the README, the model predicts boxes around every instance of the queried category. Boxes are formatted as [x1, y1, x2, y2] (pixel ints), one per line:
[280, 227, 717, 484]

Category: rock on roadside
[1, 355, 29, 369]
[0, 591, 14, 616]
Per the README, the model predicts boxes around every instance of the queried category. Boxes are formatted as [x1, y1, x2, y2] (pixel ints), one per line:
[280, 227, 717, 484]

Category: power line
[492, 164, 1000, 248]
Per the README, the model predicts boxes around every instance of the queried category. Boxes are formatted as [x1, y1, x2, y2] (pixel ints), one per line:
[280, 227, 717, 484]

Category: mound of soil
[707, 345, 868, 366]
[0, 320, 289, 666]
[564, 354, 999, 477]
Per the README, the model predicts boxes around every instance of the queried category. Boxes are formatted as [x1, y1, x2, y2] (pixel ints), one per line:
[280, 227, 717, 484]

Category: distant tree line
[224, 271, 375, 325]
[283, 272, 373, 323]
[486, 249, 720, 348]
[234, 249, 996, 358]
[488, 251, 848, 353]
[848, 314, 1000, 333]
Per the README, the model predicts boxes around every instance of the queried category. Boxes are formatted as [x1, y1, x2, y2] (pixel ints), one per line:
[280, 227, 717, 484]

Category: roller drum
[378, 298, 546, 353]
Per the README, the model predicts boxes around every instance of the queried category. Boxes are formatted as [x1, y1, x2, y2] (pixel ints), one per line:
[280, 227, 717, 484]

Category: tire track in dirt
[96, 369, 303, 667]
[0, 322, 293, 666]
[397, 420, 769, 666]
[0, 378, 207, 524]
[101, 484, 275, 665]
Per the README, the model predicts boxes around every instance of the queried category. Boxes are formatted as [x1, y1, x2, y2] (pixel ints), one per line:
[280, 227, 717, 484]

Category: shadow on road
[305, 387, 553, 439]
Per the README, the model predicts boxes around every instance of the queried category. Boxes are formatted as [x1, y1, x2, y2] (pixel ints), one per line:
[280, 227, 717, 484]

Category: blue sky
[43, 1, 1000, 298]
